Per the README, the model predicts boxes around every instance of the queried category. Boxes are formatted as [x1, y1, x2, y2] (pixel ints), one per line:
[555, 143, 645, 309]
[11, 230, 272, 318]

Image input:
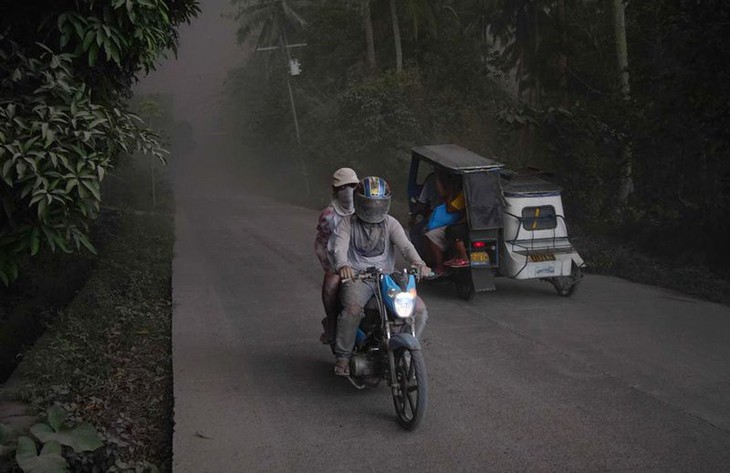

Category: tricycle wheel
[550, 265, 583, 297]
[392, 348, 428, 430]
[551, 276, 575, 296]
[454, 271, 475, 301]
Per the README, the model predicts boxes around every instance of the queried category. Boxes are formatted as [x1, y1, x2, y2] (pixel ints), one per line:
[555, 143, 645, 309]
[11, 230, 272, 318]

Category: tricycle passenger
[314, 168, 359, 345]
[332, 176, 431, 376]
[423, 172, 469, 276]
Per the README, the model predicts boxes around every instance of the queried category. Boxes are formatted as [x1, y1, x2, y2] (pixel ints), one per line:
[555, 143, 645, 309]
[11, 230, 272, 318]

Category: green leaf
[30, 227, 40, 256]
[37, 199, 47, 221]
[65, 179, 78, 194]
[15, 437, 68, 473]
[76, 233, 97, 255]
[41, 227, 56, 252]
[82, 30, 95, 51]
[44, 129, 55, 149]
[2, 160, 14, 186]
[1, 423, 18, 448]
[81, 180, 101, 201]
[39, 441, 62, 457]
[46, 406, 66, 433]
[88, 42, 99, 67]
[30, 423, 102, 453]
[23, 136, 39, 153]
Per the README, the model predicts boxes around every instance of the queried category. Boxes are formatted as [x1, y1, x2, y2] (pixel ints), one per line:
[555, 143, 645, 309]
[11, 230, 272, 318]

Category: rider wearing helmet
[332, 176, 431, 376]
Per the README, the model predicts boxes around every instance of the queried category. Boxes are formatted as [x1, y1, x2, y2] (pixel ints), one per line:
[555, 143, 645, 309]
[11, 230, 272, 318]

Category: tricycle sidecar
[408, 144, 584, 299]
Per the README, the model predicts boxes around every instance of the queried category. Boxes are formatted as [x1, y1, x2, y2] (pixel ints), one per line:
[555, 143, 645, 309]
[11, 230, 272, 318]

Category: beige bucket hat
[332, 167, 359, 187]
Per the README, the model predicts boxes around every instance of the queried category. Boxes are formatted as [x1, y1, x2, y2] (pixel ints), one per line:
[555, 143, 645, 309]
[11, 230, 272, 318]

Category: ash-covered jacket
[333, 215, 425, 273]
[314, 203, 347, 272]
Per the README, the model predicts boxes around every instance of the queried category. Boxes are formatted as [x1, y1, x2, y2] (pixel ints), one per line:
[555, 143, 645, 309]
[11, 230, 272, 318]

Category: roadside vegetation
[0, 1, 197, 471]
[227, 0, 730, 300]
[1, 151, 175, 472]
[0, 0, 199, 284]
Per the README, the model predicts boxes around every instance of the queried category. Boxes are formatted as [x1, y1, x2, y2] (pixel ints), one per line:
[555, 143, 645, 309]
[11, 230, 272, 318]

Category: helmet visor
[354, 193, 391, 223]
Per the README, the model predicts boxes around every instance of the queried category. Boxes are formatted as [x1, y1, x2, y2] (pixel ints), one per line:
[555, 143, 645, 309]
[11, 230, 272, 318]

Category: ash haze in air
[135, 0, 248, 181]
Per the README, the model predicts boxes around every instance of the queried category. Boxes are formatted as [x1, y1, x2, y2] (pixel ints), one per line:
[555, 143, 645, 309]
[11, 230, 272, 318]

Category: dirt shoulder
[572, 229, 730, 306]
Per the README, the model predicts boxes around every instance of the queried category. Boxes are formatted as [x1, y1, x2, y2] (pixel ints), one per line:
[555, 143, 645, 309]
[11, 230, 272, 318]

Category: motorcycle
[330, 266, 429, 431]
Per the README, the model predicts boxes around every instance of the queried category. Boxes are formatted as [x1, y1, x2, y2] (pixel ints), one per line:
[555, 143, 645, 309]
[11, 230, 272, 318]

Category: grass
[572, 228, 730, 306]
[1, 156, 175, 471]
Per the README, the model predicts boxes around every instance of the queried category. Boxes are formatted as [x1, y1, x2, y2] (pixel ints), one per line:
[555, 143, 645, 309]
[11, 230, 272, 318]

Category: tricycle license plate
[470, 251, 489, 265]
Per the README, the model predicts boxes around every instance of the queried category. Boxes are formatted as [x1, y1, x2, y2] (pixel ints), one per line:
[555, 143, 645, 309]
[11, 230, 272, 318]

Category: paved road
[170, 155, 730, 472]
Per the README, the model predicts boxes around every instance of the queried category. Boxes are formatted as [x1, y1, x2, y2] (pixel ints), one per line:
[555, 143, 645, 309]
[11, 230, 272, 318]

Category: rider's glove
[339, 266, 355, 281]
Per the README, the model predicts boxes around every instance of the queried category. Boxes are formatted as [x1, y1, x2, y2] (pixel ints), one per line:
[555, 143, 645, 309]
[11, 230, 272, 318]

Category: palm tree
[232, 0, 308, 47]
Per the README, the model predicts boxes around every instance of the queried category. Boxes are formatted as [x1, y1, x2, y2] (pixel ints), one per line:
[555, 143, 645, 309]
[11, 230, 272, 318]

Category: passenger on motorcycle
[332, 176, 431, 376]
[314, 167, 359, 345]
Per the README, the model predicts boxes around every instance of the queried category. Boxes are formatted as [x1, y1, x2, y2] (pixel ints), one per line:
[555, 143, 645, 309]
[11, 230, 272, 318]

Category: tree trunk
[389, 0, 403, 72]
[557, 0, 569, 107]
[612, 0, 633, 208]
[363, 0, 377, 70]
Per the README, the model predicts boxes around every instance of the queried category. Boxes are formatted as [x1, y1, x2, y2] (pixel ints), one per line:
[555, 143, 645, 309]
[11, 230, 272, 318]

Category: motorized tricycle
[408, 144, 585, 300]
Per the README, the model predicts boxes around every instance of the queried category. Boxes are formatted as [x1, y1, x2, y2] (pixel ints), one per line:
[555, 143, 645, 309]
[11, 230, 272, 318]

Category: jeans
[335, 279, 428, 360]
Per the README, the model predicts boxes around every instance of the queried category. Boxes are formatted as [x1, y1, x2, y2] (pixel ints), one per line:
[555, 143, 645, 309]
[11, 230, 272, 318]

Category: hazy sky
[135, 0, 246, 139]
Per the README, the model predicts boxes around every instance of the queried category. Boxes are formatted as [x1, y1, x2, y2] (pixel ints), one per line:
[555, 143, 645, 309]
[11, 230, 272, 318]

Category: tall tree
[389, 0, 404, 72]
[363, 0, 377, 70]
[611, 0, 633, 208]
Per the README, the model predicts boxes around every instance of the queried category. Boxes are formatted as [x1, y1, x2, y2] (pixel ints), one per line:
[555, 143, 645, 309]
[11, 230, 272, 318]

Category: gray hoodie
[334, 215, 425, 273]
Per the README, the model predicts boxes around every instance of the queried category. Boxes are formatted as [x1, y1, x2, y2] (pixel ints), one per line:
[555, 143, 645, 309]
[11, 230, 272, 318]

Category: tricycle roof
[501, 171, 562, 197]
[411, 144, 505, 172]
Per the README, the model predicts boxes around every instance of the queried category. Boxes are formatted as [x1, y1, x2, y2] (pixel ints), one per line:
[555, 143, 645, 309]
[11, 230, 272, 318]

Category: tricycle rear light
[472, 241, 487, 249]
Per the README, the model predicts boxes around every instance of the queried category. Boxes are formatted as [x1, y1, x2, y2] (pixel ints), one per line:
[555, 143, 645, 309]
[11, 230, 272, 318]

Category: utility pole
[280, 32, 301, 146]
[256, 39, 306, 145]
[256, 37, 310, 196]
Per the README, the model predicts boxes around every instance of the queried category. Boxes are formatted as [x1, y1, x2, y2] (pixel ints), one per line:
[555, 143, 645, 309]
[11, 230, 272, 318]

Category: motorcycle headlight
[393, 292, 416, 318]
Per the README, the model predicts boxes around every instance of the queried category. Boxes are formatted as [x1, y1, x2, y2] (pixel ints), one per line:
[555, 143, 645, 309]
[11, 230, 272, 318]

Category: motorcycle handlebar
[341, 266, 423, 284]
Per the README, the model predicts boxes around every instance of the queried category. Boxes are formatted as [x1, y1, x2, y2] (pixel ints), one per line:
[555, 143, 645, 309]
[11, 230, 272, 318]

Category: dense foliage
[0, 0, 199, 283]
[228, 0, 730, 269]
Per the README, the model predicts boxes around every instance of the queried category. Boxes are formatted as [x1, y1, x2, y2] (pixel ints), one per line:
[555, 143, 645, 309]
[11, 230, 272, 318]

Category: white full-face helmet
[354, 176, 391, 223]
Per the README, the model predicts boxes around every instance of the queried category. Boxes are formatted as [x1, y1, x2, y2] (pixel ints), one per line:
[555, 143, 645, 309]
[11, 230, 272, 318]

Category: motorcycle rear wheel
[392, 347, 428, 430]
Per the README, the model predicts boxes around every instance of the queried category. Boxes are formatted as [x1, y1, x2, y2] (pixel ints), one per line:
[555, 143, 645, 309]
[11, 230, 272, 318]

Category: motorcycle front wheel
[392, 347, 428, 430]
